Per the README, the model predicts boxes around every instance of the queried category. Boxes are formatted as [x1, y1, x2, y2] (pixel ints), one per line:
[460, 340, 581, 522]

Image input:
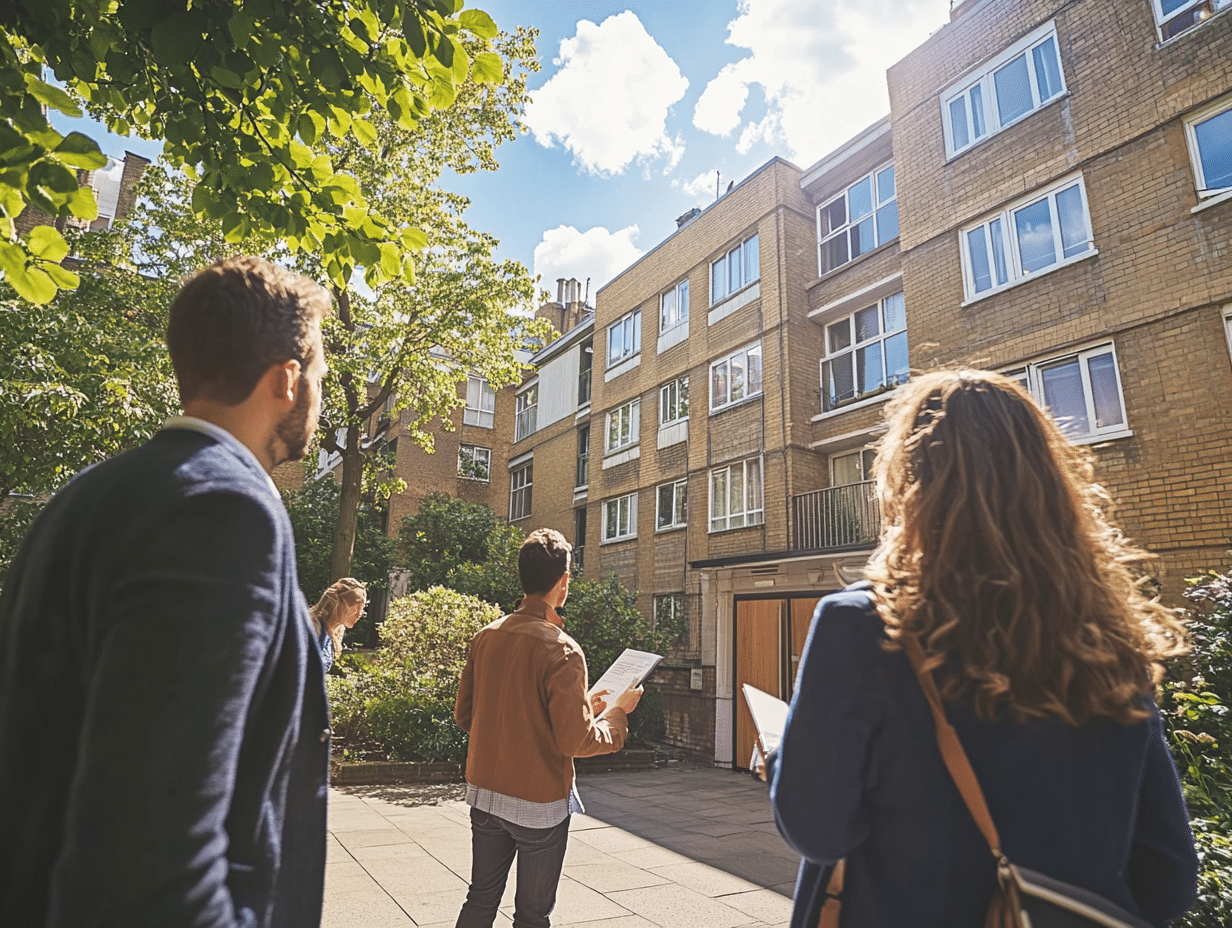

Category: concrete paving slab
[718, 888, 795, 924]
[563, 861, 673, 894]
[321, 888, 412, 928]
[569, 827, 658, 854]
[646, 860, 763, 898]
[334, 828, 417, 849]
[606, 883, 755, 928]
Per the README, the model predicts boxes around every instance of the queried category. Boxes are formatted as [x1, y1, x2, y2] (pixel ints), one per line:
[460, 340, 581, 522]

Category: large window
[515, 386, 538, 441]
[602, 492, 638, 542]
[1005, 344, 1128, 443]
[1186, 97, 1232, 203]
[660, 279, 690, 332]
[1152, 0, 1230, 41]
[576, 425, 590, 488]
[821, 292, 908, 413]
[961, 175, 1093, 300]
[831, 448, 876, 486]
[605, 398, 640, 454]
[656, 478, 688, 531]
[509, 461, 533, 521]
[458, 444, 491, 482]
[818, 164, 898, 275]
[464, 375, 495, 428]
[710, 234, 759, 304]
[942, 22, 1066, 158]
[709, 457, 764, 532]
[660, 376, 689, 427]
[607, 310, 641, 367]
[711, 342, 763, 412]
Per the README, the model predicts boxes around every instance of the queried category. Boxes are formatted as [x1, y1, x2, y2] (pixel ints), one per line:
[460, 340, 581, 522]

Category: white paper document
[742, 683, 790, 759]
[589, 648, 663, 717]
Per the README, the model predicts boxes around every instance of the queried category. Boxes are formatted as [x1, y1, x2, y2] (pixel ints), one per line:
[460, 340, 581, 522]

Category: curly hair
[865, 369, 1186, 726]
[309, 577, 367, 657]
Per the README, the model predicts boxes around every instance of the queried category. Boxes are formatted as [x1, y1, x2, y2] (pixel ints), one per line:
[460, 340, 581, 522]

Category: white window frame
[1185, 95, 1232, 209]
[710, 233, 760, 305]
[607, 310, 642, 368]
[1003, 342, 1130, 444]
[709, 457, 764, 533]
[515, 386, 538, 442]
[653, 592, 684, 631]
[464, 375, 496, 428]
[660, 278, 690, 333]
[458, 444, 491, 482]
[509, 460, 533, 521]
[710, 342, 763, 412]
[602, 492, 638, 543]
[656, 478, 688, 531]
[941, 21, 1067, 159]
[1222, 306, 1232, 369]
[819, 292, 909, 414]
[817, 162, 899, 276]
[830, 448, 877, 487]
[1151, 0, 1231, 42]
[960, 173, 1095, 303]
[659, 376, 689, 427]
[604, 398, 640, 454]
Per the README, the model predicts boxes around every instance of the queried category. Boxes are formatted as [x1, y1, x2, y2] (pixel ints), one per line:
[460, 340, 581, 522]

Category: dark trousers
[455, 806, 571, 928]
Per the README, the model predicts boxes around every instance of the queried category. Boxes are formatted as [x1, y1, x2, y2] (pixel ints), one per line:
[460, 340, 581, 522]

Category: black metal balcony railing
[792, 480, 880, 551]
[578, 367, 592, 407]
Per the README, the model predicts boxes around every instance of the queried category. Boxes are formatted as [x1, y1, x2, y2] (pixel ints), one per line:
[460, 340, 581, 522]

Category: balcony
[792, 481, 880, 551]
[515, 405, 538, 442]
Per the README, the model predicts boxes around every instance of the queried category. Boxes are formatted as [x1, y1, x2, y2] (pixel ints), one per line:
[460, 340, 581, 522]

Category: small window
[607, 310, 642, 367]
[660, 376, 689, 427]
[961, 175, 1093, 301]
[515, 387, 538, 441]
[660, 279, 690, 332]
[820, 292, 908, 413]
[941, 22, 1067, 158]
[1151, 0, 1231, 41]
[831, 448, 876, 487]
[1003, 343, 1128, 443]
[602, 492, 638, 542]
[654, 592, 684, 631]
[605, 398, 640, 454]
[711, 342, 763, 412]
[509, 461, 533, 521]
[458, 444, 491, 482]
[709, 457, 764, 532]
[817, 163, 898, 275]
[464, 376, 496, 428]
[656, 478, 688, 531]
[1185, 96, 1232, 202]
[576, 426, 590, 489]
[710, 233, 760, 304]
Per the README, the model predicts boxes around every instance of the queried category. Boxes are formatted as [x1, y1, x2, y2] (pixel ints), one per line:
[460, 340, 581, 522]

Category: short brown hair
[166, 256, 331, 405]
[518, 529, 572, 596]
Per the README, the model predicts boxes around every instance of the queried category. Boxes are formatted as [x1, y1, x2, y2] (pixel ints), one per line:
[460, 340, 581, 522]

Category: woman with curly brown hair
[309, 577, 366, 673]
[770, 369, 1197, 928]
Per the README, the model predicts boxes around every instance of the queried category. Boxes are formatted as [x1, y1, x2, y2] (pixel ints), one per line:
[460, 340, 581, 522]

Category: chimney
[556, 278, 567, 304]
[676, 207, 702, 229]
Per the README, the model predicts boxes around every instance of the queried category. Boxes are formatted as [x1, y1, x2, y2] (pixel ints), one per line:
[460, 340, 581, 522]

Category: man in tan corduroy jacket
[453, 528, 641, 928]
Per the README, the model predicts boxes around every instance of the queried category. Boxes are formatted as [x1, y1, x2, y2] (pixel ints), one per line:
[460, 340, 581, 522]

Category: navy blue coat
[770, 585, 1197, 928]
[0, 428, 329, 928]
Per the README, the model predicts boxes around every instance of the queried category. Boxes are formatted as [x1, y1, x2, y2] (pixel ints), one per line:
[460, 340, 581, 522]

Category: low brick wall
[650, 665, 716, 762]
[331, 760, 461, 786]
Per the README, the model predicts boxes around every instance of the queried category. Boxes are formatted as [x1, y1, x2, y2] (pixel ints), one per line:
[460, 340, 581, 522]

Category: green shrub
[366, 692, 468, 763]
[325, 664, 402, 741]
[378, 586, 501, 696]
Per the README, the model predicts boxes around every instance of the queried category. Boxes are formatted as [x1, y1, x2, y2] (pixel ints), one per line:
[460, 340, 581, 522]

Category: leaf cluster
[377, 584, 500, 696]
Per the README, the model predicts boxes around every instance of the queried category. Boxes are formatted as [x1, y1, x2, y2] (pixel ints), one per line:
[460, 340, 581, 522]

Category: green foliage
[325, 663, 403, 742]
[1, 0, 508, 301]
[0, 497, 40, 590]
[397, 491, 496, 588]
[445, 517, 525, 613]
[1162, 566, 1232, 927]
[378, 585, 500, 696]
[366, 692, 468, 763]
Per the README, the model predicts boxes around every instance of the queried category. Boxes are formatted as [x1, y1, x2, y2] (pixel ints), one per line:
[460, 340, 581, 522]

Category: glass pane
[729, 465, 745, 515]
[620, 407, 631, 444]
[1055, 185, 1088, 258]
[608, 413, 619, 449]
[730, 352, 745, 401]
[968, 227, 994, 292]
[856, 342, 884, 395]
[883, 291, 906, 332]
[989, 218, 1008, 286]
[1032, 37, 1063, 101]
[633, 312, 641, 352]
[850, 216, 875, 257]
[1015, 198, 1057, 274]
[1195, 108, 1232, 190]
[884, 330, 909, 386]
[606, 502, 617, 539]
[712, 471, 728, 519]
[748, 347, 762, 396]
[466, 378, 480, 407]
[744, 235, 760, 283]
[833, 451, 863, 486]
[1087, 353, 1125, 429]
[729, 245, 743, 292]
[712, 260, 727, 302]
[828, 319, 851, 353]
[994, 53, 1034, 125]
[970, 84, 986, 138]
[622, 318, 633, 356]
[861, 449, 877, 478]
[746, 459, 762, 514]
[821, 235, 849, 274]
[950, 96, 970, 150]
[712, 361, 728, 407]
[1040, 359, 1089, 437]
[849, 177, 873, 220]
[1161, 0, 1191, 14]
[679, 279, 690, 320]
[876, 201, 899, 244]
[855, 304, 880, 342]
[1005, 368, 1029, 393]
[660, 288, 675, 328]
[679, 377, 689, 415]
[661, 385, 671, 423]
[825, 354, 854, 408]
[876, 165, 896, 203]
[676, 483, 687, 523]
[822, 198, 846, 236]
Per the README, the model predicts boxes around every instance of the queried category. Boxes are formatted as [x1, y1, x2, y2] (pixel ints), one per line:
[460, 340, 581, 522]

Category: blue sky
[53, 0, 953, 300]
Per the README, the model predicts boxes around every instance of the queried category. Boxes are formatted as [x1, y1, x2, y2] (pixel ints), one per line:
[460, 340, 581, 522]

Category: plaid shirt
[465, 783, 584, 829]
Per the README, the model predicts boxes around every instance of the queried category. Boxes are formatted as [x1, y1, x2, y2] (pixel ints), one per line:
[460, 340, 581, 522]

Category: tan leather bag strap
[817, 858, 845, 928]
[900, 635, 1004, 859]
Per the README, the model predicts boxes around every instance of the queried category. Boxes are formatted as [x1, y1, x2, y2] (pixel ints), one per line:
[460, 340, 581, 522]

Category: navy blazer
[770, 585, 1197, 928]
[0, 428, 329, 928]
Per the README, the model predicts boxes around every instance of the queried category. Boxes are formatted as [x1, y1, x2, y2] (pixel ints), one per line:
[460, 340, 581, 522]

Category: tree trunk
[329, 424, 363, 581]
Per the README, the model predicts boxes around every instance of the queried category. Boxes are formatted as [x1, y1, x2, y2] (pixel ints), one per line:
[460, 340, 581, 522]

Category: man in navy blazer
[0, 257, 333, 927]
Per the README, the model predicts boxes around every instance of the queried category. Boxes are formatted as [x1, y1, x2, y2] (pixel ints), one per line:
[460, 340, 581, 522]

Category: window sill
[708, 281, 760, 326]
[601, 534, 637, 546]
[458, 477, 491, 484]
[656, 524, 686, 534]
[811, 389, 896, 422]
[604, 354, 641, 383]
[1192, 189, 1232, 214]
[602, 445, 641, 469]
[960, 248, 1099, 307]
[707, 519, 765, 535]
[710, 392, 764, 417]
[510, 514, 532, 522]
[1071, 428, 1134, 447]
[943, 92, 1070, 163]
[575, 402, 591, 421]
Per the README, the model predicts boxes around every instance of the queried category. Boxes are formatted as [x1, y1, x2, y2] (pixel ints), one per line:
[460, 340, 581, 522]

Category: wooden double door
[732, 594, 834, 770]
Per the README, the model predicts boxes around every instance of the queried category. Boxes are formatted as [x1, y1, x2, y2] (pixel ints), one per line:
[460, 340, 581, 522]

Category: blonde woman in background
[310, 578, 366, 673]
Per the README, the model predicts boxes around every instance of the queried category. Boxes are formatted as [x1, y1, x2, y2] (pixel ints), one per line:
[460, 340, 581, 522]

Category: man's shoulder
[474, 615, 580, 658]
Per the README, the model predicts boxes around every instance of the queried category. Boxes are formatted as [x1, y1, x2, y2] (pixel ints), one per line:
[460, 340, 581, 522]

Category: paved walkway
[324, 764, 801, 928]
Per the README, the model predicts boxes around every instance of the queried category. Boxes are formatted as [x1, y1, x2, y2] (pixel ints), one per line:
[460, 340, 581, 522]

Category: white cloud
[533, 225, 645, 296]
[679, 170, 720, 199]
[693, 0, 950, 163]
[523, 12, 690, 176]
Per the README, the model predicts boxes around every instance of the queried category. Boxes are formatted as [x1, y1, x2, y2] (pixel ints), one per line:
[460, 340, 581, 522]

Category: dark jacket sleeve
[47, 489, 284, 928]
[771, 591, 883, 864]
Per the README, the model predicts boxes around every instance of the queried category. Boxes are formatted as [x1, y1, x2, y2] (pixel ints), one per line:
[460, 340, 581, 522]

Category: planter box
[331, 759, 462, 786]
[575, 748, 658, 774]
